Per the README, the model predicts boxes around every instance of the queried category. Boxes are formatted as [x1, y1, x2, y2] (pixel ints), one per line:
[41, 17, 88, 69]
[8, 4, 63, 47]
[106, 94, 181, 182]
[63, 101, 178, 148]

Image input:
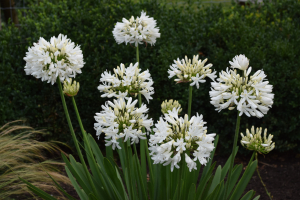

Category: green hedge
[1, 0, 299, 154]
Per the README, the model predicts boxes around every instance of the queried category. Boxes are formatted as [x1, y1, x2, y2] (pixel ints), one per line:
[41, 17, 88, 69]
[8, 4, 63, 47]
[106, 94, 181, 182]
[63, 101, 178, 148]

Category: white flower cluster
[24, 34, 84, 85]
[98, 62, 154, 103]
[94, 98, 153, 150]
[210, 55, 274, 118]
[241, 126, 275, 154]
[113, 11, 160, 47]
[149, 108, 216, 172]
[161, 99, 182, 115]
[63, 78, 80, 97]
[168, 55, 216, 89]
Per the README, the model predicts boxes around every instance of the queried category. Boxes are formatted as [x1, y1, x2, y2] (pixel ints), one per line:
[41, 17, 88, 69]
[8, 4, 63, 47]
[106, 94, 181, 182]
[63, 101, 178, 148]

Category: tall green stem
[225, 112, 241, 199]
[136, 44, 147, 189]
[255, 152, 272, 200]
[71, 96, 111, 197]
[57, 78, 98, 196]
[188, 85, 193, 120]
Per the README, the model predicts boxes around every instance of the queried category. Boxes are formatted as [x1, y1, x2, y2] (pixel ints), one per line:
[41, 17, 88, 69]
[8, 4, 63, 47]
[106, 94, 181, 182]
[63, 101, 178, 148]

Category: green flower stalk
[241, 126, 275, 200]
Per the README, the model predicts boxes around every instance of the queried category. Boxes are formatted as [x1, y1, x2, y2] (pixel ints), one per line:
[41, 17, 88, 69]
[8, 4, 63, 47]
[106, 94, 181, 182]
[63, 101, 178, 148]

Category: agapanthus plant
[149, 108, 216, 172]
[24, 34, 84, 85]
[98, 62, 154, 102]
[168, 55, 216, 88]
[210, 55, 274, 118]
[113, 10, 160, 46]
[94, 97, 153, 149]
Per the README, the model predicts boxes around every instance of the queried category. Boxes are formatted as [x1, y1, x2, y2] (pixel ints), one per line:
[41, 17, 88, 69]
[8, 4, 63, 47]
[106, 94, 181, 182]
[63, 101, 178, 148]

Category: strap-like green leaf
[19, 177, 57, 200]
[103, 158, 127, 200]
[229, 160, 258, 200]
[221, 147, 239, 180]
[206, 180, 223, 200]
[226, 164, 243, 198]
[65, 166, 89, 200]
[62, 153, 92, 196]
[187, 183, 196, 200]
[208, 165, 222, 195]
[196, 162, 216, 199]
[240, 190, 255, 200]
[45, 171, 77, 200]
[253, 195, 261, 200]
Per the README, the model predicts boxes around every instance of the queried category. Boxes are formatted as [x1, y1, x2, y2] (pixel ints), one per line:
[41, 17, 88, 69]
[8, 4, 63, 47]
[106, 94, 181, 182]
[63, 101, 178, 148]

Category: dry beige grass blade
[0, 120, 74, 200]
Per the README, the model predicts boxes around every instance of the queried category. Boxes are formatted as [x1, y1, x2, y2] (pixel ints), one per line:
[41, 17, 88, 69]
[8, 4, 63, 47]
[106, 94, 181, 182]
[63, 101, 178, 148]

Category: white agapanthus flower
[149, 108, 216, 172]
[241, 126, 275, 154]
[210, 55, 274, 118]
[168, 55, 216, 89]
[94, 98, 153, 150]
[98, 62, 154, 103]
[24, 34, 84, 85]
[113, 11, 160, 46]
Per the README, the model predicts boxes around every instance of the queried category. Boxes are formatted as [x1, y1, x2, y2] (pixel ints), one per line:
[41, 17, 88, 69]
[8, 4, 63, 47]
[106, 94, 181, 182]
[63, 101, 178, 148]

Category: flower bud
[63, 78, 80, 97]
[240, 126, 275, 154]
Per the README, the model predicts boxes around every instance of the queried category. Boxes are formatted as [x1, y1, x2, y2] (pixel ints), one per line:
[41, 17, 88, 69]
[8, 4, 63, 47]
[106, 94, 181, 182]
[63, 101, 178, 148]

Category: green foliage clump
[0, 0, 299, 153]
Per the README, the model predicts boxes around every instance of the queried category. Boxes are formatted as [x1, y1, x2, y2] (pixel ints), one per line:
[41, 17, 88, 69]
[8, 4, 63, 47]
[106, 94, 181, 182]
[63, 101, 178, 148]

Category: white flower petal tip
[168, 55, 215, 88]
[113, 11, 160, 47]
[149, 110, 216, 172]
[24, 34, 84, 84]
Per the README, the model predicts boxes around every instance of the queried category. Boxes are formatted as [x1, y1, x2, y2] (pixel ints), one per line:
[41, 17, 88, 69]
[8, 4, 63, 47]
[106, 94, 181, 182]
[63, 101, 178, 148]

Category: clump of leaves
[0, 120, 72, 199]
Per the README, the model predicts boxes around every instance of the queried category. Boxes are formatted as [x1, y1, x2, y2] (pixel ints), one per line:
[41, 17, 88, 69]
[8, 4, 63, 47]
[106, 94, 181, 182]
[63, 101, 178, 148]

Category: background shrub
[1, 0, 299, 154]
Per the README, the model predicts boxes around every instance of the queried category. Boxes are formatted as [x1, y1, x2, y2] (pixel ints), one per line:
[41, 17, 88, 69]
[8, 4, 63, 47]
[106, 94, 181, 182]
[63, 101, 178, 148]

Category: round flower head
[98, 62, 154, 103]
[113, 10, 160, 47]
[210, 56, 274, 118]
[149, 108, 216, 172]
[168, 55, 216, 89]
[24, 34, 84, 85]
[229, 54, 249, 71]
[63, 78, 80, 97]
[94, 98, 153, 150]
[240, 126, 275, 154]
[161, 99, 182, 115]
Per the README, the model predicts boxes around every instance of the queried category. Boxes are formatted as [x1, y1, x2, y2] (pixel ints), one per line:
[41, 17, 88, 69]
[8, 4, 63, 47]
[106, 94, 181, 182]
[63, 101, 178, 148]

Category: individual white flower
[63, 78, 80, 97]
[168, 55, 216, 88]
[240, 126, 275, 154]
[113, 10, 160, 47]
[149, 108, 216, 172]
[161, 99, 182, 114]
[229, 54, 249, 71]
[24, 34, 84, 85]
[98, 62, 154, 103]
[94, 98, 153, 149]
[209, 56, 274, 118]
